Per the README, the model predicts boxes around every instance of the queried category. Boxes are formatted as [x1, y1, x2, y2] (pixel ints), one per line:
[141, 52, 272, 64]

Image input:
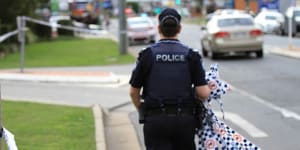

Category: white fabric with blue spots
[196, 64, 261, 150]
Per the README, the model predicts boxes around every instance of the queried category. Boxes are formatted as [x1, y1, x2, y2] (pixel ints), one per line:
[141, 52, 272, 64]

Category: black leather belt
[146, 107, 194, 117]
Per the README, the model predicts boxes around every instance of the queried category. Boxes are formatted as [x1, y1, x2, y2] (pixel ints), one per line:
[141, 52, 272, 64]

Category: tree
[206, 0, 217, 14]
[0, 0, 48, 34]
[193, 0, 204, 15]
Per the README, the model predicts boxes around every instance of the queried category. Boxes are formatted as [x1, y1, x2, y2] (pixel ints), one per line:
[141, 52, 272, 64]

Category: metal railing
[0, 30, 19, 43]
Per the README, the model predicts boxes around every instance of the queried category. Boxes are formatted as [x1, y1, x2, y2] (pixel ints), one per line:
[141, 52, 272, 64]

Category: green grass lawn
[0, 38, 135, 69]
[1, 100, 95, 150]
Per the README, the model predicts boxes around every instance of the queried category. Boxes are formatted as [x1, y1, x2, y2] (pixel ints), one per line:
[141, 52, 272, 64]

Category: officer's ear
[173, 24, 182, 37]
[177, 24, 182, 34]
[157, 25, 164, 38]
[157, 25, 162, 34]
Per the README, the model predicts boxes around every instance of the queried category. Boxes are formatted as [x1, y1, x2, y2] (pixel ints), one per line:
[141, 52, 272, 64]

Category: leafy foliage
[0, 0, 47, 33]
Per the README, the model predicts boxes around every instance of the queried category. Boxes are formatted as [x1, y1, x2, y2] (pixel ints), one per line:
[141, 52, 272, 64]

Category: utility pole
[245, 0, 250, 11]
[17, 16, 26, 73]
[98, 0, 104, 28]
[118, 0, 127, 55]
[288, 0, 295, 50]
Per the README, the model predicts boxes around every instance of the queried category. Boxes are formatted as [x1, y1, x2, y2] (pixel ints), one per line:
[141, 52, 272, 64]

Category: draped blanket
[196, 64, 261, 150]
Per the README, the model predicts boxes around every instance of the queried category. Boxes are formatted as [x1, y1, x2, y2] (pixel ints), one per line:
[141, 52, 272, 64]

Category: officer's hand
[208, 80, 218, 90]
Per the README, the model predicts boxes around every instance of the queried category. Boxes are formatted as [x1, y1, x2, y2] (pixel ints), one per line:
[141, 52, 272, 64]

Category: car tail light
[250, 29, 263, 36]
[214, 31, 230, 38]
[128, 27, 133, 31]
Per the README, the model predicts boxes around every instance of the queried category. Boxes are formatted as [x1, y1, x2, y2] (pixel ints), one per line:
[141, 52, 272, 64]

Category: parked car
[205, 9, 253, 22]
[127, 16, 156, 45]
[254, 9, 284, 35]
[283, 6, 300, 36]
[206, 9, 242, 22]
[201, 12, 264, 59]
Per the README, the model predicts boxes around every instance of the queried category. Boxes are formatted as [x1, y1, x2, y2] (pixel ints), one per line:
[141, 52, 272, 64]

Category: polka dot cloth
[196, 64, 261, 150]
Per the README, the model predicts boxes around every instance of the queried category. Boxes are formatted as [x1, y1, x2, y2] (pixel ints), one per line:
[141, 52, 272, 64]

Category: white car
[127, 16, 156, 45]
[201, 12, 264, 59]
[206, 9, 245, 22]
[254, 10, 284, 34]
[283, 6, 300, 36]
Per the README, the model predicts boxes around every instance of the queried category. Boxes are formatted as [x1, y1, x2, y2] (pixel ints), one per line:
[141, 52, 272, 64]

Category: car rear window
[128, 19, 150, 26]
[265, 15, 277, 20]
[294, 10, 300, 16]
[218, 18, 254, 27]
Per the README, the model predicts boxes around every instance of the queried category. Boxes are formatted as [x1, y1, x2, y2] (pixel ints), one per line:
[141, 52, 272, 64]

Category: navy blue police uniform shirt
[129, 39, 207, 89]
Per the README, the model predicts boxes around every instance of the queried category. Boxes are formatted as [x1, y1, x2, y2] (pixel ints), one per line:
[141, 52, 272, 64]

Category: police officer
[129, 8, 211, 150]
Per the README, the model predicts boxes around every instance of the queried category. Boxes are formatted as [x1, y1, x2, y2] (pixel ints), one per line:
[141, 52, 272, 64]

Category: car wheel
[150, 38, 156, 44]
[211, 52, 219, 60]
[256, 50, 263, 58]
[128, 41, 133, 46]
[201, 45, 208, 57]
[151, 36, 156, 43]
[280, 29, 285, 36]
[283, 28, 288, 36]
[276, 29, 283, 35]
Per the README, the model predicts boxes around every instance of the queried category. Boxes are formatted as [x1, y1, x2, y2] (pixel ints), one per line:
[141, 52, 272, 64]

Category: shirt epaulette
[141, 47, 148, 51]
[138, 47, 151, 55]
[191, 48, 200, 53]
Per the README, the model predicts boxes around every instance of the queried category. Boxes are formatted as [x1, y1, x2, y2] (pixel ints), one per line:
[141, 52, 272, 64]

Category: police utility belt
[146, 105, 195, 117]
[138, 99, 198, 123]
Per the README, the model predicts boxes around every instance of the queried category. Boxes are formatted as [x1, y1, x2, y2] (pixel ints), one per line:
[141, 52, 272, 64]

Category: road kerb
[0, 71, 120, 84]
[270, 48, 300, 59]
[93, 104, 107, 150]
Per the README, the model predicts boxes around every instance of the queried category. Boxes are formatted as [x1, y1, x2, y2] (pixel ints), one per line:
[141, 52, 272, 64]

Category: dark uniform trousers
[143, 114, 197, 150]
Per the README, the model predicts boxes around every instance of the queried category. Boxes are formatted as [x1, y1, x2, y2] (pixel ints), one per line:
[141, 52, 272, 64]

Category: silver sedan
[127, 16, 156, 45]
[201, 12, 264, 59]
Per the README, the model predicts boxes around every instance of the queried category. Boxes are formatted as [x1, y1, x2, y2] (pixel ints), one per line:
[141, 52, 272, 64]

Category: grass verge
[1, 100, 95, 150]
[0, 38, 135, 69]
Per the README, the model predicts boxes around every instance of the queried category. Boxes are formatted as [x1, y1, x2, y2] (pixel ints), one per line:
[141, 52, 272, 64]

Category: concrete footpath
[0, 46, 299, 150]
[269, 46, 300, 59]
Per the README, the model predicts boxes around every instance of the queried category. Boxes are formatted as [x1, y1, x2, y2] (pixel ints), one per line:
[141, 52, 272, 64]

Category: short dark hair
[158, 8, 181, 37]
[159, 19, 180, 37]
